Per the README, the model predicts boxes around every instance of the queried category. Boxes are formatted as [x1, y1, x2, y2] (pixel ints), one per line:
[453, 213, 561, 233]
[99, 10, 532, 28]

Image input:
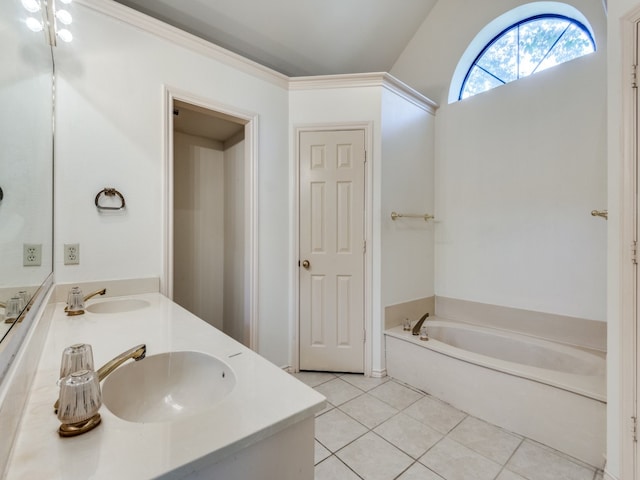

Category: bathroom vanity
[2, 281, 325, 479]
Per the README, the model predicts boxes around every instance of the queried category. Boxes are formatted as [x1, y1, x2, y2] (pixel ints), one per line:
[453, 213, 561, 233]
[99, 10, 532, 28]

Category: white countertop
[6, 293, 325, 479]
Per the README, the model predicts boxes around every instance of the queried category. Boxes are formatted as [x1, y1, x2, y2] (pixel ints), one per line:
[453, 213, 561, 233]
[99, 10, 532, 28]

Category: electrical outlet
[23, 244, 42, 266]
[64, 243, 80, 265]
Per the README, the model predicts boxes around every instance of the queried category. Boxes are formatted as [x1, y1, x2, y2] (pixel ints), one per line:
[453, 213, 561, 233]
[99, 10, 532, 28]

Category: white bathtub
[385, 319, 606, 467]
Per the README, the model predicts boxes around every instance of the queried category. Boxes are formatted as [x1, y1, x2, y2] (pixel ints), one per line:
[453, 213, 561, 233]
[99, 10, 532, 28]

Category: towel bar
[391, 211, 434, 221]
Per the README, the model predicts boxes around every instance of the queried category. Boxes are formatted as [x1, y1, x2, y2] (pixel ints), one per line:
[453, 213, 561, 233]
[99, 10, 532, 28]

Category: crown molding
[75, 0, 290, 89]
[75, 1, 438, 113]
[289, 72, 439, 114]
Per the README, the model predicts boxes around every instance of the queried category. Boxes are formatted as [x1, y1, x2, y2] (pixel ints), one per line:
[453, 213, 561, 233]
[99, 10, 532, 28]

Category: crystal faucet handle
[57, 369, 102, 425]
[59, 343, 94, 380]
[5, 296, 22, 320]
[66, 287, 85, 315]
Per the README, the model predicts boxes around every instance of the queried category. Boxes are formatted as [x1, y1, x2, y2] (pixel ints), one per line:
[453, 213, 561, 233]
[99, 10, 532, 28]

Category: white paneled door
[299, 129, 366, 373]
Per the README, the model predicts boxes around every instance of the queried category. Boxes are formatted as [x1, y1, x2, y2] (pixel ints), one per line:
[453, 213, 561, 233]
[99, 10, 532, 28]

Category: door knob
[301, 260, 310, 269]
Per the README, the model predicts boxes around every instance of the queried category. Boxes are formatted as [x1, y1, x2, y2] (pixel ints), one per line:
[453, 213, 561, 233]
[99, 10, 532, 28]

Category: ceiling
[112, 0, 438, 77]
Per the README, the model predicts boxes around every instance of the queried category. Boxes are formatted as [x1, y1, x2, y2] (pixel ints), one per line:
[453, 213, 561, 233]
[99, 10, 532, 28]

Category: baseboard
[603, 470, 618, 480]
[281, 365, 293, 373]
[370, 368, 387, 378]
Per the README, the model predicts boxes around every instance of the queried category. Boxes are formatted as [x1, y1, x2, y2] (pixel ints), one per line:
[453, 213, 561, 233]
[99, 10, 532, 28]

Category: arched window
[450, 5, 596, 102]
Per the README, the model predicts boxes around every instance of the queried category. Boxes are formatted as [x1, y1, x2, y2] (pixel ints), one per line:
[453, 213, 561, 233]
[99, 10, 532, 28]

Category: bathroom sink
[102, 351, 236, 423]
[86, 298, 150, 314]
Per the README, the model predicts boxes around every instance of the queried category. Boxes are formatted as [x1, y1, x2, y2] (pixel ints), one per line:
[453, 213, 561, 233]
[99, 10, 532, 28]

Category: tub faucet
[412, 312, 430, 336]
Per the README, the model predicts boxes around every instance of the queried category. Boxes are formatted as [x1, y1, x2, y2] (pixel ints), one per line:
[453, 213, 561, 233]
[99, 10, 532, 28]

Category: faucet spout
[84, 288, 107, 303]
[411, 312, 430, 336]
[96, 344, 146, 382]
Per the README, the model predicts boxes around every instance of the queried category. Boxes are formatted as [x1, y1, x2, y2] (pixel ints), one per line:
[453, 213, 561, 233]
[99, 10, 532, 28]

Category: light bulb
[55, 9, 72, 25]
[21, 0, 41, 13]
[56, 28, 72, 42]
[25, 16, 44, 32]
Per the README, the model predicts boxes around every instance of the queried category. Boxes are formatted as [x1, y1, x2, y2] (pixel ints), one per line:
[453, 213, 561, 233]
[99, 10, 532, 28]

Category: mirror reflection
[0, 0, 54, 343]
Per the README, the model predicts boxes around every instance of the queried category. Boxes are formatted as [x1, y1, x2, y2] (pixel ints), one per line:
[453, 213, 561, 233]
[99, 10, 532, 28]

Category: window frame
[459, 14, 595, 101]
[448, 3, 597, 104]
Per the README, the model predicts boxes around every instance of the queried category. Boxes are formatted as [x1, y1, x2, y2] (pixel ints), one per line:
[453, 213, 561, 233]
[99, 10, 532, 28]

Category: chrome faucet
[411, 312, 430, 336]
[96, 344, 146, 381]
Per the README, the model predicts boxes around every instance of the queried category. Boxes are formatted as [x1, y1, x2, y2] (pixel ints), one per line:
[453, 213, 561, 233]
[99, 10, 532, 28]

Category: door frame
[291, 122, 373, 375]
[620, 7, 640, 480]
[162, 86, 260, 351]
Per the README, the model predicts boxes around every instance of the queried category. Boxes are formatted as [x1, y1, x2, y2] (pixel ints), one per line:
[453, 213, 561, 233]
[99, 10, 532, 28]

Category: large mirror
[0, 0, 54, 345]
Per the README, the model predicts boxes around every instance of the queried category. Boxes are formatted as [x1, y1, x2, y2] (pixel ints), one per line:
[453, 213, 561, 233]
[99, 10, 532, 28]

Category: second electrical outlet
[64, 243, 80, 265]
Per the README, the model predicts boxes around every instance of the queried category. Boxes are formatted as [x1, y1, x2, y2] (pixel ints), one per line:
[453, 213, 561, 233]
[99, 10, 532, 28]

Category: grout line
[392, 459, 419, 479]
[333, 454, 365, 479]
[445, 412, 468, 435]
[369, 409, 433, 458]
[521, 437, 599, 471]
[443, 414, 524, 468]
[494, 437, 525, 480]
[367, 379, 426, 410]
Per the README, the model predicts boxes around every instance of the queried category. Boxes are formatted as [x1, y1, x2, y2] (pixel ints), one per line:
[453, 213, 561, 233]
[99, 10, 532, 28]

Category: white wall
[381, 89, 435, 307]
[53, 3, 291, 366]
[223, 138, 247, 345]
[173, 133, 224, 330]
[392, 0, 607, 321]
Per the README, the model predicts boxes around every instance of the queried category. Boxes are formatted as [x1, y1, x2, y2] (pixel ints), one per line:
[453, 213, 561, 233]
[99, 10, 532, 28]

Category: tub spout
[96, 344, 146, 381]
[411, 312, 430, 336]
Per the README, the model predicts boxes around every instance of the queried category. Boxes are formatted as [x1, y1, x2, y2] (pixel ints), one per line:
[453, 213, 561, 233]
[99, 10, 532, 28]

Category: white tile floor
[292, 372, 604, 480]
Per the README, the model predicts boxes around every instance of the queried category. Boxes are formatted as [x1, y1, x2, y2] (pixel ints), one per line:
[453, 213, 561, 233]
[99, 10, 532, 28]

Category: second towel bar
[391, 212, 434, 221]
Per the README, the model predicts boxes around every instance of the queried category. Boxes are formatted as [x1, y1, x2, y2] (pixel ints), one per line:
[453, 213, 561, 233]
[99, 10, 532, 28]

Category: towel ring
[95, 188, 126, 211]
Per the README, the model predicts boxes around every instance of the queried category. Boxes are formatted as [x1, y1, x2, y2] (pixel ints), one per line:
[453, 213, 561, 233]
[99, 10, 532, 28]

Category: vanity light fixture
[56, 28, 72, 42]
[25, 16, 44, 32]
[51, 0, 74, 44]
[22, 0, 44, 33]
[23, 0, 74, 45]
[55, 8, 72, 25]
[21, 0, 41, 13]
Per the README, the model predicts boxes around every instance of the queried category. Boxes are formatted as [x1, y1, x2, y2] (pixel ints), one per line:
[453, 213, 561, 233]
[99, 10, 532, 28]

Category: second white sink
[102, 351, 236, 423]
[86, 298, 150, 314]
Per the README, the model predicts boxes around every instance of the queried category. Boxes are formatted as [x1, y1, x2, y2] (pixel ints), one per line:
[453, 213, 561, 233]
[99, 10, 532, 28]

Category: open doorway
[166, 96, 256, 349]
